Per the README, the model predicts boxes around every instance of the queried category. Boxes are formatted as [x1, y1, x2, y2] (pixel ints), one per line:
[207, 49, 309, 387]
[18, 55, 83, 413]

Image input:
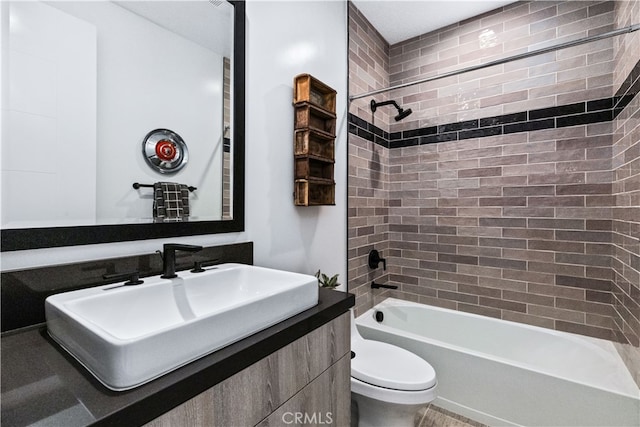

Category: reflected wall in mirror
[0, 0, 245, 251]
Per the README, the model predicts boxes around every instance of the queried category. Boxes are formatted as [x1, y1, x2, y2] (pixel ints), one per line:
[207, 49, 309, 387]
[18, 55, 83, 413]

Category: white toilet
[351, 311, 437, 427]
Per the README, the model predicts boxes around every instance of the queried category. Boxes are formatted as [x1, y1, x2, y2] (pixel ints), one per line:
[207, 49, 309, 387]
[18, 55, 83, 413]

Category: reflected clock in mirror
[0, 1, 245, 250]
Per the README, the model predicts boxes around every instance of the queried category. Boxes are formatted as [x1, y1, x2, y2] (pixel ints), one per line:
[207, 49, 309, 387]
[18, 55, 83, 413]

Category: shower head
[370, 99, 413, 122]
[394, 108, 413, 122]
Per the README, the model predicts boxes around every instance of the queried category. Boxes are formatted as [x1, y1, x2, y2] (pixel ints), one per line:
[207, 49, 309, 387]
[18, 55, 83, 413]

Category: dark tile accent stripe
[348, 59, 640, 148]
[349, 95, 619, 148]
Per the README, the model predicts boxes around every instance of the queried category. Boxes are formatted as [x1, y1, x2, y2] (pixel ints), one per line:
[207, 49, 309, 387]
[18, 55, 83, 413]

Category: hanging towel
[153, 182, 190, 222]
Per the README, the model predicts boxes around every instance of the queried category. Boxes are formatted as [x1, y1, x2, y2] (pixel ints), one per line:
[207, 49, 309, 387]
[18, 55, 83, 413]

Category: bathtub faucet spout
[372, 281, 397, 290]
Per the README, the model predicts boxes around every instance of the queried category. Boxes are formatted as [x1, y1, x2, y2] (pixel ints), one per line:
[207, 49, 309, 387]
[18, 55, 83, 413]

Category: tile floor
[416, 404, 487, 427]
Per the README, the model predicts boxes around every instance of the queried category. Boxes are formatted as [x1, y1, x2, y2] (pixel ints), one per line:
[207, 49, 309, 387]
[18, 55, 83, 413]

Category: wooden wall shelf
[293, 74, 336, 206]
[295, 129, 335, 161]
[293, 74, 336, 112]
[295, 180, 336, 206]
[294, 103, 336, 136]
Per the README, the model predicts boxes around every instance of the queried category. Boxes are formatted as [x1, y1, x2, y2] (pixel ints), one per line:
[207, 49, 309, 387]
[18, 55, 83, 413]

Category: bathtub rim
[356, 297, 640, 400]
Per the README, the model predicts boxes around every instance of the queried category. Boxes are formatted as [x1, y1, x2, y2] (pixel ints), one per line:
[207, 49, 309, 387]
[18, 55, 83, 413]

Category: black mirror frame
[1, 1, 245, 252]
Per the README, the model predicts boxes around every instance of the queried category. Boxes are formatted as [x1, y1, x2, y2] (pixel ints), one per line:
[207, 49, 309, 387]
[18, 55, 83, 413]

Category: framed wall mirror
[1, 0, 245, 251]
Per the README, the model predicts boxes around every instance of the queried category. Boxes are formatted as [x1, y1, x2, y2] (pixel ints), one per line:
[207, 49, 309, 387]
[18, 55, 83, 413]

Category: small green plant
[315, 270, 340, 289]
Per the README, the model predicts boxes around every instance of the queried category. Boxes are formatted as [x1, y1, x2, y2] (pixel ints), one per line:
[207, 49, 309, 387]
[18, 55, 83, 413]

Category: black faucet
[160, 243, 203, 279]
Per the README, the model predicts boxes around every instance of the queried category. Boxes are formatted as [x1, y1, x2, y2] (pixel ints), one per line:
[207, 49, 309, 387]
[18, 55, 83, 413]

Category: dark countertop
[1, 288, 354, 427]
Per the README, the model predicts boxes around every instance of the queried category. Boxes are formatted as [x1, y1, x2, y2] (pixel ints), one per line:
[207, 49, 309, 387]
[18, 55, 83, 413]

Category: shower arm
[371, 99, 401, 112]
[350, 23, 640, 101]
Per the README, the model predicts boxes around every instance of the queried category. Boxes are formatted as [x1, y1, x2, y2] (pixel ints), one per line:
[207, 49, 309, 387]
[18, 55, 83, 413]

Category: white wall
[1, 0, 349, 290]
[243, 0, 348, 285]
[1, 1, 97, 228]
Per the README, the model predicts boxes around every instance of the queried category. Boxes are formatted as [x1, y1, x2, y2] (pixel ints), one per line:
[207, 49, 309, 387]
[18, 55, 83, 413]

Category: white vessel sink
[45, 263, 319, 391]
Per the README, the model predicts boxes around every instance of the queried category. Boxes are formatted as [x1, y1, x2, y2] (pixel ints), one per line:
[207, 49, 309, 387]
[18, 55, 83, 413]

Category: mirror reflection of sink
[45, 264, 319, 391]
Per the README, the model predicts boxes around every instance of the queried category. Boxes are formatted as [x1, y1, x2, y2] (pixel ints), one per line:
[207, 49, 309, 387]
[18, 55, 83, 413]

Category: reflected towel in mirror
[153, 182, 190, 222]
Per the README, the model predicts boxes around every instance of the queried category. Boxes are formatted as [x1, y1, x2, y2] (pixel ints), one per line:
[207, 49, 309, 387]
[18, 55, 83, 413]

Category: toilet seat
[351, 376, 437, 406]
[351, 338, 436, 391]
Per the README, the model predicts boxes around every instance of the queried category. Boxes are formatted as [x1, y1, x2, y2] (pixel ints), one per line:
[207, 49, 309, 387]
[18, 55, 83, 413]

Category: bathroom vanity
[1, 287, 353, 426]
[1, 242, 354, 426]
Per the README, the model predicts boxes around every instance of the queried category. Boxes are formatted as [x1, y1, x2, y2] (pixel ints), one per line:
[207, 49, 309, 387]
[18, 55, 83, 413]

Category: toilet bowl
[351, 311, 437, 427]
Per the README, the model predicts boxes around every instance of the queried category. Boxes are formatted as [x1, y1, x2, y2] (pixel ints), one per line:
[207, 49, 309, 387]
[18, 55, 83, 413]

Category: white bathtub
[355, 298, 640, 427]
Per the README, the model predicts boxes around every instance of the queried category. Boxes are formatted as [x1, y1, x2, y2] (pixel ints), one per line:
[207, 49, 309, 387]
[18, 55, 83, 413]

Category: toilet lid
[351, 338, 436, 391]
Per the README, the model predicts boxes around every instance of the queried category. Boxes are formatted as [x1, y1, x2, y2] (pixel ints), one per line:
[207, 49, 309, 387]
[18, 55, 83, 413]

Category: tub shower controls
[368, 250, 387, 270]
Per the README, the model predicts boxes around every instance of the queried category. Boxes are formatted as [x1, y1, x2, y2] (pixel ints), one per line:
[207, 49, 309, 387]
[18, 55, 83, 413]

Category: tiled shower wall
[348, 0, 639, 380]
[612, 0, 640, 383]
[348, 2, 391, 313]
[388, 1, 618, 133]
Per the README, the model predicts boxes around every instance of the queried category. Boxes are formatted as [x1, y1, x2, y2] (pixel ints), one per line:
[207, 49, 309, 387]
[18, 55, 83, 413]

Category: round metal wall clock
[142, 129, 189, 174]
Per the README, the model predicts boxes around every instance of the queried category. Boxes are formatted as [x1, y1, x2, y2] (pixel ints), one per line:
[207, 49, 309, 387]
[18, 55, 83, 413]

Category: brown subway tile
[438, 216, 478, 226]
[528, 173, 586, 185]
[503, 290, 555, 307]
[555, 321, 617, 341]
[586, 220, 612, 231]
[479, 217, 527, 228]
[528, 218, 585, 230]
[438, 290, 479, 304]
[528, 196, 585, 207]
[401, 283, 438, 298]
[458, 167, 503, 178]
[480, 237, 527, 249]
[555, 252, 611, 268]
[479, 154, 528, 167]
[504, 228, 555, 240]
[479, 256, 527, 270]
[457, 283, 502, 298]
[556, 297, 615, 316]
[528, 240, 585, 253]
[585, 313, 617, 330]
[586, 290, 613, 304]
[529, 261, 585, 277]
[503, 207, 556, 217]
[503, 248, 555, 262]
[586, 195, 616, 206]
[458, 226, 502, 237]
[438, 271, 480, 285]
[503, 186, 555, 196]
[529, 149, 586, 164]
[459, 187, 503, 197]
[438, 253, 479, 265]
[556, 230, 611, 242]
[480, 197, 527, 207]
[479, 296, 527, 313]
[556, 274, 612, 291]
[419, 277, 458, 292]
[420, 260, 457, 273]
[458, 245, 503, 258]
[528, 304, 586, 323]
[556, 183, 612, 195]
